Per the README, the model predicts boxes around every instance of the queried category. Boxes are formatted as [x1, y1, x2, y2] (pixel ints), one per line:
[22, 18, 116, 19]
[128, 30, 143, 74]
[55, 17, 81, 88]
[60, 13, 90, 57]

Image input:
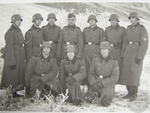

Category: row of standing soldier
[0, 12, 148, 106]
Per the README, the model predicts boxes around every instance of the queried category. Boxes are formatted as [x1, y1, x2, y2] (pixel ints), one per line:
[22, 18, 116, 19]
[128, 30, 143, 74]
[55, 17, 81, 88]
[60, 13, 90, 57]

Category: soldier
[25, 13, 43, 63]
[88, 41, 119, 106]
[42, 13, 61, 58]
[59, 45, 86, 106]
[56, 13, 84, 66]
[83, 14, 105, 86]
[25, 41, 62, 98]
[105, 14, 125, 84]
[121, 12, 148, 101]
[1, 14, 25, 97]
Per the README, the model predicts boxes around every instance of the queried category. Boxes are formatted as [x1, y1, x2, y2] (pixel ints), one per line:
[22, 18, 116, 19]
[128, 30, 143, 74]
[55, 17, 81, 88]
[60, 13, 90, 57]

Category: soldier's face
[14, 20, 22, 27]
[68, 17, 76, 26]
[48, 18, 55, 26]
[110, 19, 118, 27]
[67, 51, 75, 60]
[89, 19, 96, 26]
[43, 47, 51, 55]
[35, 18, 42, 26]
[101, 49, 109, 58]
[130, 17, 137, 25]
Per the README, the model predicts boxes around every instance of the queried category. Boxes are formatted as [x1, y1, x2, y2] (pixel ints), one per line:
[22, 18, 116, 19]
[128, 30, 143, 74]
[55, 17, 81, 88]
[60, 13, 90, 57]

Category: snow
[0, 2, 150, 112]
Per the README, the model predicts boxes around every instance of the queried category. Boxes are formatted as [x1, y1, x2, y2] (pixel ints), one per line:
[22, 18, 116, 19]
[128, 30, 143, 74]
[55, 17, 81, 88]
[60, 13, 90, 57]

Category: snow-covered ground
[0, 3, 150, 112]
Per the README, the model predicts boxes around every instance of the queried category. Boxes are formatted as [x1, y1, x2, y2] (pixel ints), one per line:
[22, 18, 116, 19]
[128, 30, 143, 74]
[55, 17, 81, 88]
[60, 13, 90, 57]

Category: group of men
[0, 11, 148, 107]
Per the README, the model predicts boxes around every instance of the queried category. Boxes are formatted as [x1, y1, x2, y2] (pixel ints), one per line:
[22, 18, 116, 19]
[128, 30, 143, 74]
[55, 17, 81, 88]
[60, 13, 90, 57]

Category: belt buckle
[22, 44, 24, 47]
[99, 75, 103, 79]
[66, 42, 70, 45]
[39, 44, 42, 47]
[88, 42, 92, 45]
[110, 44, 113, 47]
[49, 41, 52, 44]
[129, 41, 132, 44]
[69, 73, 72, 76]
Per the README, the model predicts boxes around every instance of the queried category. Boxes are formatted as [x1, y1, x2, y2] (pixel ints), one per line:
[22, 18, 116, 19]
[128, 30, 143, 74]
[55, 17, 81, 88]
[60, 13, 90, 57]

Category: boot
[129, 86, 138, 101]
[73, 99, 82, 106]
[122, 86, 132, 99]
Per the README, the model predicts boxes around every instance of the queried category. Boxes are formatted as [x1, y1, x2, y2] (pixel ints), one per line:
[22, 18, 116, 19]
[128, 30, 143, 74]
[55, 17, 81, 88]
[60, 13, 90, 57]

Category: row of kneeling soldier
[0, 11, 148, 107]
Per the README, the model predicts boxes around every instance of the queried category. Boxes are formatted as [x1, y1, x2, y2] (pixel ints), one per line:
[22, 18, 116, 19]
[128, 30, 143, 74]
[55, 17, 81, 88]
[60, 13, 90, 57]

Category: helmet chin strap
[12, 22, 19, 28]
[34, 22, 40, 28]
[132, 19, 139, 26]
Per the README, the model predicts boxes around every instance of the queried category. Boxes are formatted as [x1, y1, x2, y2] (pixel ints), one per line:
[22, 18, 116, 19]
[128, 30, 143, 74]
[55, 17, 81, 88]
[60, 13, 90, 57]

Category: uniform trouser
[97, 85, 115, 106]
[66, 81, 83, 101]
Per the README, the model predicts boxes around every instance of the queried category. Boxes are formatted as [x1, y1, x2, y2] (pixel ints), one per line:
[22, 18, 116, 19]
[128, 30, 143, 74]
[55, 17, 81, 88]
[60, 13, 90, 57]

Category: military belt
[64, 42, 77, 45]
[110, 43, 122, 48]
[128, 41, 139, 45]
[48, 41, 58, 44]
[15, 44, 25, 47]
[85, 42, 100, 45]
[97, 74, 110, 79]
[33, 44, 42, 47]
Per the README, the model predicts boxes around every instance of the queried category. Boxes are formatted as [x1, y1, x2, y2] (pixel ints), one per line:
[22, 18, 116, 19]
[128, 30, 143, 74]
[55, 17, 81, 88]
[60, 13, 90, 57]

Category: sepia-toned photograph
[0, 0, 150, 112]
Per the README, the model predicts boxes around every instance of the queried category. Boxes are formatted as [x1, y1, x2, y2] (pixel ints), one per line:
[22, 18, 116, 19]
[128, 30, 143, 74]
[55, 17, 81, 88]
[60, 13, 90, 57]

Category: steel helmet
[32, 13, 43, 22]
[66, 45, 76, 53]
[99, 41, 111, 50]
[11, 14, 23, 23]
[109, 14, 119, 22]
[88, 14, 98, 22]
[42, 41, 52, 48]
[68, 13, 76, 18]
[128, 12, 140, 20]
[47, 13, 57, 21]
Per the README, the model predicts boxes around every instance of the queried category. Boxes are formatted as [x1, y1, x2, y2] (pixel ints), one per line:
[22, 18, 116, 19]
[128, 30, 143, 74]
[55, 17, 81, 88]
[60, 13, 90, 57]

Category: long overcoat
[59, 57, 86, 101]
[42, 24, 61, 57]
[121, 23, 148, 86]
[1, 25, 25, 90]
[25, 25, 43, 63]
[25, 55, 62, 95]
[88, 56, 119, 106]
[56, 25, 84, 59]
[83, 25, 106, 72]
[105, 25, 125, 83]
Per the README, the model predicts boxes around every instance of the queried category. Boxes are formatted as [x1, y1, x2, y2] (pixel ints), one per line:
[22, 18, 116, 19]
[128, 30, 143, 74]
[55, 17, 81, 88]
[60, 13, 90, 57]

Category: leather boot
[122, 86, 133, 99]
[129, 86, 138, 101]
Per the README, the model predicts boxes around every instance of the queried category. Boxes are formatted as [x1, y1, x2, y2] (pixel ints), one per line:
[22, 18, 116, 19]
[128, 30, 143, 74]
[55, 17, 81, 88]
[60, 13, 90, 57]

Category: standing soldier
[56, 13, 84, 66]
[88, 41, 119, 106]
[42, 13, 61, 58]
[105, 14, 125, 84]
[1, 14, 25, 97]
[25, 41, 62, 98]
[83, 14, 105, 86]
[59, 45, 86, 106]
[25, 13, 43, 63]
[121, 12, 148, 101]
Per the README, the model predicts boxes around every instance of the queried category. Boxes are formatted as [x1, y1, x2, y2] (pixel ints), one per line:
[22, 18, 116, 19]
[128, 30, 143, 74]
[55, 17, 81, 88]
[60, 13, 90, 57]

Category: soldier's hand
[67, 76, 75, 85]
[135, 58, 141, 64]
[97, 82, 104, 89]
[92, 83, 99, 90]
[10, 65, 16, 69]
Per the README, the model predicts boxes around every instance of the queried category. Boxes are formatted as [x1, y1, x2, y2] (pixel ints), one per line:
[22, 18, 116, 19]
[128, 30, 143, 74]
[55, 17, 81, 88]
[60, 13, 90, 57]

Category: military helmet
[42, 41, 52, 48]
[128, 12, 140, 20]
[68, 13, 76, 18]
[88, 14, 98, 22]
[32, 13, 43, 22]
[100, 41, 111, 50]
[47, 13, 57, 21]
[66, 45, 76, 53]
[11, 14, 23, 23]
[109, 14, 119, 22]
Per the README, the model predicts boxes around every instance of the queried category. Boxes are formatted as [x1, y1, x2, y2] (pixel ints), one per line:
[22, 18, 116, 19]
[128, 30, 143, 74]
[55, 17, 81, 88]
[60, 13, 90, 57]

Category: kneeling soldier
[59, 45, 86, 106]
[25, 41, 62, 98]
[88, 41, 119, 106]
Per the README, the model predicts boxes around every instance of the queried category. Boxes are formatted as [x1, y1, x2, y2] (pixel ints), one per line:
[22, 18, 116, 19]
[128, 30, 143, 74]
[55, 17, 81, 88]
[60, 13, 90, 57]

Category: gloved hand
[10, 65, 16, 69]
[135, 58, 141, 64]
[97, 82, 104, 89]
[67, 76, 75, 85]
[92, 83, 99, 90]
[57, 57, 60, 66]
